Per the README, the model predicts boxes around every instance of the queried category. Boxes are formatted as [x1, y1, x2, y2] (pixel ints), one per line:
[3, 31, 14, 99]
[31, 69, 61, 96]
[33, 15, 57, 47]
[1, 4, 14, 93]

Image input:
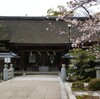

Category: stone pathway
[0, 75, 61, 99]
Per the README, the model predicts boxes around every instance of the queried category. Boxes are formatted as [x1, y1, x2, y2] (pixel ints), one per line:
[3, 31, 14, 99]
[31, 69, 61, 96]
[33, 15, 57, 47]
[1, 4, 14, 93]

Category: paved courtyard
[0, 75, 61, 99]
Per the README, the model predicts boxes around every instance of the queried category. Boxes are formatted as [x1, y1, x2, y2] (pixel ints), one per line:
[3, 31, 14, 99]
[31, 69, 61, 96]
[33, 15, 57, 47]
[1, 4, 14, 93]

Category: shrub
[72, 81, 84, 90]
[82, 77, 92, 82]
[76, 95, 89, 99]
[89, 78, 100, 91]
[84, 70, 96, 78]
[76, 95, 99, 99]
[77, 75, 84, 80]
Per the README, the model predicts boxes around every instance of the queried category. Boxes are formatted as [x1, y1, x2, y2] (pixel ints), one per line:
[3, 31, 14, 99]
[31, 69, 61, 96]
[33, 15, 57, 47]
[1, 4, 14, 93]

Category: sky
[0, 0, 67, 16]
[0, 0, 100, 17]
[75, 4, 100, 17]
[74, 1, 100, 17]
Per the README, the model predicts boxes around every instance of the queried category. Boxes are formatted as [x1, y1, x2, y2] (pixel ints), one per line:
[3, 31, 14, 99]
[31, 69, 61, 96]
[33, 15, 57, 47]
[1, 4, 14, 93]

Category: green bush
[72, 81, 84, 90]
[84, 70, 96, 78]
[76, 95, 99, 99]
[82, 77, 92, 82]
[77, 75, 84, 80]
[76, 95, 90, 99]
[89, 78, 100, 91]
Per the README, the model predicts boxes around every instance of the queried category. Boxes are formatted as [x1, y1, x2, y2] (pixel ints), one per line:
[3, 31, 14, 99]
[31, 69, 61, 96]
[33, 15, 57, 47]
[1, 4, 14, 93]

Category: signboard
[4, 57, 11, 63]
[29, 54, 35, 63]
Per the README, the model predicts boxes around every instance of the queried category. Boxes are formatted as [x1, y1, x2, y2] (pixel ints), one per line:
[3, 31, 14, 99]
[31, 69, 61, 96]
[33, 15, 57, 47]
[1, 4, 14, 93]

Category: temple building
[0, 16, 99, 72]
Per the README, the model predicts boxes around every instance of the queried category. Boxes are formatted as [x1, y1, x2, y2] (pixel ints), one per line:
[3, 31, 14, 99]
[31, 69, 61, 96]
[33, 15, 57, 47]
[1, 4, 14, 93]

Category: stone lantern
[61, 64, 66, 82]
[95, 59, 100, 78]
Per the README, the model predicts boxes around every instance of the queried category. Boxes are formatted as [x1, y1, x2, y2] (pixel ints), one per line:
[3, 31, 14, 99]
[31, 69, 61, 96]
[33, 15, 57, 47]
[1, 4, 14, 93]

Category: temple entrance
[14, 51, 62, 72]
[11, 44, 66, 72]
[38, 52, 56, 72]
[38, 52, 50, 66]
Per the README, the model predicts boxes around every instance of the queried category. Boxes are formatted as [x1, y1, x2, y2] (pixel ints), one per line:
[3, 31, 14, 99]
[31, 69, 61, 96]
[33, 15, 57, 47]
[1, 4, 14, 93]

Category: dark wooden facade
[11, 45, 68, 71]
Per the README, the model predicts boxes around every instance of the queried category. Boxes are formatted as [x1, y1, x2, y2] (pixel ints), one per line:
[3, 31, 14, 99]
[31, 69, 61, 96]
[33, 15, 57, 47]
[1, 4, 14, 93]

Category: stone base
[39, 66, 49, 72]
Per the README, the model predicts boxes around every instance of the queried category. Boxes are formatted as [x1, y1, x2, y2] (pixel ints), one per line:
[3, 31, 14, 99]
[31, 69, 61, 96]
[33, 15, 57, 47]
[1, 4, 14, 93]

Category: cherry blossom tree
[47, 0, 100, 59]
[65, 0, 100, 46]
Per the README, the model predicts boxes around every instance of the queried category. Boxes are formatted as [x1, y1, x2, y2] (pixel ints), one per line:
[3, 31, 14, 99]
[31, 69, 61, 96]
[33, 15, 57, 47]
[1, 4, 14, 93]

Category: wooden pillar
[20, 52, 25, 71]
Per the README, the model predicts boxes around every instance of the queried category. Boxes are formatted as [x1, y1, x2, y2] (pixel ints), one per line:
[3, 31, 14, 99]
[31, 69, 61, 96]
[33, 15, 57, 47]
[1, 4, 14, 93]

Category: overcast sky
[0, 0, 100, 17]
[0, 0, 67, 16]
